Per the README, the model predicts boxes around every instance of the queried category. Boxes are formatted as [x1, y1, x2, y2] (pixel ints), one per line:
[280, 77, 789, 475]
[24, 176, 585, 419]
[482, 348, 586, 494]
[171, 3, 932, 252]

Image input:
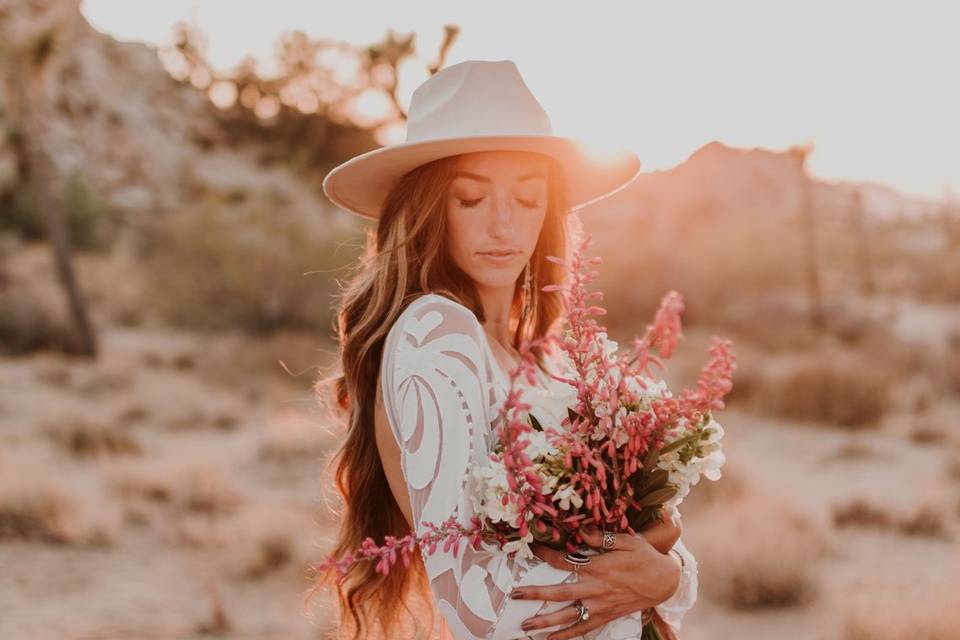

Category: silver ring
[601, 528, 616, 551]
[572, 599, 590, 623]
[563, 551, 592, 567]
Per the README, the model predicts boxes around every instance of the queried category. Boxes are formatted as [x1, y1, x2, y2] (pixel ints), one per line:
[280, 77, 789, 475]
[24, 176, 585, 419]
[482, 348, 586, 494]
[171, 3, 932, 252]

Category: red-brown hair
[305, 151, 573, 639]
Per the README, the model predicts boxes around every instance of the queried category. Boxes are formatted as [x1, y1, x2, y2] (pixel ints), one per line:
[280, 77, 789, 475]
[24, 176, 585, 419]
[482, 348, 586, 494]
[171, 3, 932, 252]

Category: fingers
[575, 524, 632, 552]
[510, 581, 581, 603]
[519, 601, 580, 633]
[530, 543, 580, 573]
[640, 511, 682, 555]
[540, 609, 608, 640]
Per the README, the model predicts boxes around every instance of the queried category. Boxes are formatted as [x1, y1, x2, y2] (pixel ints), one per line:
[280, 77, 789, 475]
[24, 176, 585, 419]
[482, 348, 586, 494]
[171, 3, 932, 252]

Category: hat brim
[322, 134, 641, 220]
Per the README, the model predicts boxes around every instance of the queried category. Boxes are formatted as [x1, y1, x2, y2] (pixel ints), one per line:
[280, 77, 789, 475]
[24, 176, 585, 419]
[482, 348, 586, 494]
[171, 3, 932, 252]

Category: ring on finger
[564, 551, 592, 567]
[600, 528, 616, 551]
[572, 599, 591, 624]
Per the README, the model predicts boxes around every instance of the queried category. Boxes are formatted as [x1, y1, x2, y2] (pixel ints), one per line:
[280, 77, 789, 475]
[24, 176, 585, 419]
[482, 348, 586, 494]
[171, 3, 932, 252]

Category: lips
[479, 250, 519, 256]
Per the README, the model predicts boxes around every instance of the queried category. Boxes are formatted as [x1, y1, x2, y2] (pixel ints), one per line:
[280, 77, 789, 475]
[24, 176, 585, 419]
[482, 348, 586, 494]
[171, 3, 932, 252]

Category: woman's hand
[514, 521, 683, 640]
[640, 507, 683, 555]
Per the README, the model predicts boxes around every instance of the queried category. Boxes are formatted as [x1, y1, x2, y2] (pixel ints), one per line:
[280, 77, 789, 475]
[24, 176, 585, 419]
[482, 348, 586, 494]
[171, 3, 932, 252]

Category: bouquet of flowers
[472, 231, 734, 562]
[310, 231, 736, 638]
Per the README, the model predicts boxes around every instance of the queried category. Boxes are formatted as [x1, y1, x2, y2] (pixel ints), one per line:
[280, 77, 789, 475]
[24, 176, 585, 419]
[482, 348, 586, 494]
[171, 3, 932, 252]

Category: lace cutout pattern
[380, 293, 698, 639]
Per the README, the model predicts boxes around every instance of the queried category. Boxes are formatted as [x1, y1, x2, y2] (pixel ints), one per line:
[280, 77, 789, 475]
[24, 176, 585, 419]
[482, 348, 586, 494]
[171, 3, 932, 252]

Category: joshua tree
[848, 186, 875, 296]
[790, 144, 825, 332]
[0, 4, 98, 356]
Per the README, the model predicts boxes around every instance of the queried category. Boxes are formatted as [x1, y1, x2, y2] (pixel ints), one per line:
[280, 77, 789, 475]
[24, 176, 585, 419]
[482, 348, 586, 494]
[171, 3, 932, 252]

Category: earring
[521, 258, 534, 322]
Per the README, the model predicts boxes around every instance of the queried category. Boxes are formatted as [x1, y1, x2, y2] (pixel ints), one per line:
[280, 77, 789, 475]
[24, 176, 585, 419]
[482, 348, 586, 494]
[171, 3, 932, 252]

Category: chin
[469, 268, 521, 291]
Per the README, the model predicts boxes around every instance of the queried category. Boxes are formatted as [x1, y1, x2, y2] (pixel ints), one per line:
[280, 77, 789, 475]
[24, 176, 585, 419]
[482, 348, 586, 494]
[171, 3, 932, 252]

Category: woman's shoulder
[389, 292, 483, 341]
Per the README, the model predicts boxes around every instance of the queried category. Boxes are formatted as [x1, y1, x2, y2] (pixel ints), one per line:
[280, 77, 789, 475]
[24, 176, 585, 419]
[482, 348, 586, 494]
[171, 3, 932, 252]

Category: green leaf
[642, 445, 660, 471]
[660, 431, 700, 455]
[528, 413, 544, 432]
[639, 469, 669, 492]
[635, 486, 677, 508]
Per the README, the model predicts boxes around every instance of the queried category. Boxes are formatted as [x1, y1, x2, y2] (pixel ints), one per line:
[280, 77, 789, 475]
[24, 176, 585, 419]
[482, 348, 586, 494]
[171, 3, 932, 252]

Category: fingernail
[511, 590, 524, 599]
[521, 620, 534, 630]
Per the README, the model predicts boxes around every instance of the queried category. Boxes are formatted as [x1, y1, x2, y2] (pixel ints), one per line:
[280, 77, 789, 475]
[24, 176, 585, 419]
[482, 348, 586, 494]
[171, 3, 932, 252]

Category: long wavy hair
[305, 151, 575, 640]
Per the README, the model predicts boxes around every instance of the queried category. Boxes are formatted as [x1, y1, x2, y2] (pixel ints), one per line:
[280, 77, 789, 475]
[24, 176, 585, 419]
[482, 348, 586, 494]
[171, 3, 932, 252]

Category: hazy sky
[82, 0, 958, 201]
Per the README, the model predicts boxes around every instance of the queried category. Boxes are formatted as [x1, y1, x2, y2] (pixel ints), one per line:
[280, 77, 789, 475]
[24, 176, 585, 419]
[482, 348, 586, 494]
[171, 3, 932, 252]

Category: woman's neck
[477, 283, 515, 348]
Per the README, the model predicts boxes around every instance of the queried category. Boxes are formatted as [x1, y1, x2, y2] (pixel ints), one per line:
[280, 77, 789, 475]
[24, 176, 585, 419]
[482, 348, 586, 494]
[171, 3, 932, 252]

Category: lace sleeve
[654, 536, 698, 632]
[380, 294, 578, 640]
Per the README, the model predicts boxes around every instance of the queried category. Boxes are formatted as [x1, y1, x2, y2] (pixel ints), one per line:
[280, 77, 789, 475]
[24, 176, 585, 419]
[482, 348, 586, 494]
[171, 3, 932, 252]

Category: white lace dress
[380, 293, 698, 640]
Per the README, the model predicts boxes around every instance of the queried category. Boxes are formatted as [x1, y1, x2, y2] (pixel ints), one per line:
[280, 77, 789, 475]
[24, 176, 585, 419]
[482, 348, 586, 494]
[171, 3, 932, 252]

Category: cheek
[520, 211, 547, 250]
[444, 210, 477, 263]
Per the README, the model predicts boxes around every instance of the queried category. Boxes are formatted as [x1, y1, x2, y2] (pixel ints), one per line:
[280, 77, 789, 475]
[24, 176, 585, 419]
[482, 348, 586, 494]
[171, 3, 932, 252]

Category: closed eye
[457, 197, 542, 209]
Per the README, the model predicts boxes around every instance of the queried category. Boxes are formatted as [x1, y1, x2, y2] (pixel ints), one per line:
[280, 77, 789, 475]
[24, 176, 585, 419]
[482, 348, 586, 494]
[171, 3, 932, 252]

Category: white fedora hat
[322, 59, 641, 220]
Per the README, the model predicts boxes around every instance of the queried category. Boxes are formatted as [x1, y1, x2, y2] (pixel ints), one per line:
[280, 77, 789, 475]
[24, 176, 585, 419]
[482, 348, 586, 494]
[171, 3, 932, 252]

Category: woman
[312, 60, 698, 640]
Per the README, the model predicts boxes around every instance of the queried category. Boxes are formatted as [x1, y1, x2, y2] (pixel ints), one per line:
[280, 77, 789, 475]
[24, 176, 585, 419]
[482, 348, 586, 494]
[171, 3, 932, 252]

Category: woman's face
[445, 150, 550, 292]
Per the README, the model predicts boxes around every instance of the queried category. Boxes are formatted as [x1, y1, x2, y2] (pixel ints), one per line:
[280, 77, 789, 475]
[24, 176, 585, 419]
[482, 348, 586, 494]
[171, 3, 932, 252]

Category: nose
[487, 189, 515, 238]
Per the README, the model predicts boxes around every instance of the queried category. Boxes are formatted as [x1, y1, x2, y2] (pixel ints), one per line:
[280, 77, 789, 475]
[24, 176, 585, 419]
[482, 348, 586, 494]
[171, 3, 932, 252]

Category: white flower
[502, 531, 535, 559]
[552, 484, 584, 511]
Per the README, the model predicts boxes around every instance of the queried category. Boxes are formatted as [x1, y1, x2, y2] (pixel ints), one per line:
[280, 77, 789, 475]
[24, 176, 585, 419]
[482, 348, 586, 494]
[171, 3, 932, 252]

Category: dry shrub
[833, 497, 951, 540]
[76, 367, 136, 396]
[832, 498, 893, 529]
[0, 471, 115, 546]
[164, 406, 239, 432]
[689, 488, 828, 610]
[43, 417, 143, 458]
[945, 447, 960, 482]
[258, 407, 335, 464]
[896, 505, 948, 539]
[243, 533, 294, 579]
[107, 460, 244, 516]
[908, 420, 947, 445]
[109, 464, 175, 503]
[754, 350, 893, 429]
[114, 404, 150, 427]
[193, 584, 233, 636]
[33, 363, 73, 388]
[193, 328, 332, 393]
[136, 193, 357, 334]
[0, 284, 73, 355]
[818, 440, 886, 465]
[234, 508, 308, 581]
[181, 466, 244, 516]
[842, 586, 960, 640]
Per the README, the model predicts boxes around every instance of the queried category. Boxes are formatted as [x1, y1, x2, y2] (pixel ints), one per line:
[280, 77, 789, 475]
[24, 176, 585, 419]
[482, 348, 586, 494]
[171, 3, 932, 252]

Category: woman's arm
[381, 294, 579, 639]
[653, 537, 698, 634]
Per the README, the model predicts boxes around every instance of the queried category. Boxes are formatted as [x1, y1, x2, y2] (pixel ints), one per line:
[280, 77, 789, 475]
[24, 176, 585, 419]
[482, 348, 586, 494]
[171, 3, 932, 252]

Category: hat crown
[406, 59, 554, 142]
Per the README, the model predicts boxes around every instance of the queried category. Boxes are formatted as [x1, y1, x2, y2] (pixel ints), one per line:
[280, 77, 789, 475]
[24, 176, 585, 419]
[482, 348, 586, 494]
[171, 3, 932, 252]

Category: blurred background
[1, 1, 958, 638]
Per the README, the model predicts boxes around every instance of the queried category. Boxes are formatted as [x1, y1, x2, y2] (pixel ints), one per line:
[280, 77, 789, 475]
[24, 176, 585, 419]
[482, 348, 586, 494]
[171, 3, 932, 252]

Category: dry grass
[753, 350, 894, 429]
[689, 487, 829, 610]
[0, 282, 74, 355]
[42, 417, 143, 458]
[833, 497, 951, 540]
[243, 533, 295, 579]
[136, 193, 355, 334]
[164, 407, 240, 432]
[192, 328, 333, 394]
[107, 461, 244, 516]
[258, 407, 335, 464]
[818, 441, 886, 465]
[944, 448, 960, 482]
[76, 367, 136, 396]
[841, 587, 960, 640]
[0, 471, 116, 546]
[832, 498, 893, 529]
[193, 585, 234, 636]
[908, 420, 948, 445]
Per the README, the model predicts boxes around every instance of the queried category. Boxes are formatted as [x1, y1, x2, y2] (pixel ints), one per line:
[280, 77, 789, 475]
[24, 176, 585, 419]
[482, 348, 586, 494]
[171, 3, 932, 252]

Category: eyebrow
[453, 169, 546, 183]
